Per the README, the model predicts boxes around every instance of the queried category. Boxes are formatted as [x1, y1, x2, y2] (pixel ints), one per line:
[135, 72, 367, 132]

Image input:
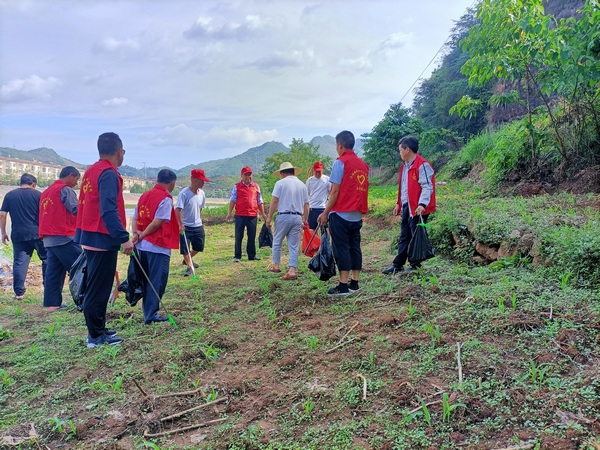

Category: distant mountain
[309, 135, 364, 159]
[0, 147, 85, 168]
[178, 141, 289, 178]
[2, 136, 363, 187]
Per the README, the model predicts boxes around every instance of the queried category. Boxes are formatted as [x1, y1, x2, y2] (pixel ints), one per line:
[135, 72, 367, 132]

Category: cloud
[337, 56, 373, 73]
[183, 14, 267, 40]
[101, 97, 128, 106]
[92, 36, 140, 54]
[151, 123, 278, 148]
[335, 32, 413, 74]
[83, 71, 112, 85]
[208, 126, 278, 145]
[0, 75, 62, 102]
[246, 48, 315, 71]
[374, 32, 412, 56]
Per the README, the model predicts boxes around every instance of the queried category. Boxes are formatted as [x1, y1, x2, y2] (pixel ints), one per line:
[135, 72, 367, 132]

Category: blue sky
[0, 0, 475, 169]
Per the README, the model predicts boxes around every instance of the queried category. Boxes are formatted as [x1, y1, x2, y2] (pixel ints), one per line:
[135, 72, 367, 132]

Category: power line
[399, 0, 479, 106]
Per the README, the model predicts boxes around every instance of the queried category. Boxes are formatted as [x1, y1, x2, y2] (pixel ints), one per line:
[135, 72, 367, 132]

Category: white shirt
[306, 174, 330, 209]
[272, 176, 308, 214]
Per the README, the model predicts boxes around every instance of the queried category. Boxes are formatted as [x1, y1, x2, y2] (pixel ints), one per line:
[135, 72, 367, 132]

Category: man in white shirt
[266, 162, 309, 281]
[305, 161, 330, 231]
[175, 169, 210, 276]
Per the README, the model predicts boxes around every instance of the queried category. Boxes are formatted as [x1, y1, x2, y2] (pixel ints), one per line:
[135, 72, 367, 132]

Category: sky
[0, 0, 475, 169]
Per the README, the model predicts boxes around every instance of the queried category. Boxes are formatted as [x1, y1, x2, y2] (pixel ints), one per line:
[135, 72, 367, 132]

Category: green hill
[0, 147, 85, 169]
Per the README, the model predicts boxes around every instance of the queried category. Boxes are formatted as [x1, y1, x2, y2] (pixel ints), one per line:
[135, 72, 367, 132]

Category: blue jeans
[12, 239, 47, 297]
[43, 241, 82, 307]
[137, 250, 170, 322]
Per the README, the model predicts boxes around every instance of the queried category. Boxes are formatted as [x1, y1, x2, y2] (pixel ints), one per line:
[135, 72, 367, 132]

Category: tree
[259, 138, 333, 193]
[456, 0, 600, 169]
[361, 103, 423, 169]
[413, 7, 489, 139]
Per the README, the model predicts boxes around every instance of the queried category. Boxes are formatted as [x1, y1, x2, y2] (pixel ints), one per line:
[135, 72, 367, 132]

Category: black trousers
[308, 208, 324, 230]
[328, 212, 363, 272]
[43, 241, 82, 307]
[392, 203, 429, 268]
[82, 249, 118, 339]
[234, 215, 257, 260]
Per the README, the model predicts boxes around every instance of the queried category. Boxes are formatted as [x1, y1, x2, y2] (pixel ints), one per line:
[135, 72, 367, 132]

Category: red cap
[191, 169, 210, 182]
[312, 161, 324, 172]
[241, 166, 252, 175]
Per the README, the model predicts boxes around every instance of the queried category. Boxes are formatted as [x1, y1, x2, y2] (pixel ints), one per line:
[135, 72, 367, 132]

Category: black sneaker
[182, 260, 199, 268]
[184, 267, 193, 277]
[145, 314, 169, 325]
[348, 280, 360, 292]
[103, 329, 117, 336]
[248, 257, 261, 261]
[327, 283, 350, 296]
[87, 333, 123, 348]
[382, 266, 402, 275]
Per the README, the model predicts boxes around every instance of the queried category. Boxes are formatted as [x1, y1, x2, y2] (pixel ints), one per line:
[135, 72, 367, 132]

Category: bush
[482, 122, 529, 188]
[445, 131, 494, 179]
[539, 221, 600, 286]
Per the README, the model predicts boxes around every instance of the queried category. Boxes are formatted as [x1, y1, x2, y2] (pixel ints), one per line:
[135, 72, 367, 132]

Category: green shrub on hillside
[482, 121, 529, 188]
[446, 132, 495, 179]
[539, 220, 600, 286]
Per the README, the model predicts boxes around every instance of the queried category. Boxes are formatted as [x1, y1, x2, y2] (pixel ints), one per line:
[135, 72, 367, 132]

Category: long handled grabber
[182, 230, 199, 280]
[108, 271, 121, 306]
[131, 249, 178, 328]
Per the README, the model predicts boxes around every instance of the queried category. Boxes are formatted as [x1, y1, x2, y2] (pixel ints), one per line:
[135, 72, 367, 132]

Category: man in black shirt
[0, 173, 48, 300]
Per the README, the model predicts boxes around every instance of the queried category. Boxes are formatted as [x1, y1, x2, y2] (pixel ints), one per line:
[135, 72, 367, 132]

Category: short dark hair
[336, 130, 355, 150]
[157, 169, 177, 184]
[399, 136, 419, 153]
[280, 168, 295, 176]
[20, 173, 37, 185]
[97, 132, 122, 156]
[59, 166, 80, 179]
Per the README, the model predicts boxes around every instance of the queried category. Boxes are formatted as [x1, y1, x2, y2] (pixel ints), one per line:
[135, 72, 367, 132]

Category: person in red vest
[225, 166, 267, 262]
[132, 169, 179, 324]
[75, 132, 136, 348]
[39, 166, 82, 312]
[317, 131, 369, 296]
[382, 136, 436, 275]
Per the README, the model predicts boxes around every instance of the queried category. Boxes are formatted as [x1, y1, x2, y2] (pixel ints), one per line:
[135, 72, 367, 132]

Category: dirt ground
[1, 216, 598, 450]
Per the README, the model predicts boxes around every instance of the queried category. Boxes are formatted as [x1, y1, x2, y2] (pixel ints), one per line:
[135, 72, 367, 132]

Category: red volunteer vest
[397, 153, 437, 215]
[136, 184, 179, 249]
[76, 160, 126, 234]
[39, 180, 76, 237]
[333, 150, 369, 214]
[234, 181, 261, 216]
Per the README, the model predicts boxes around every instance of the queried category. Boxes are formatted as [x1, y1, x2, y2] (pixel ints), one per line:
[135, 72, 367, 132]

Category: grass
[0, 188, 598, 449]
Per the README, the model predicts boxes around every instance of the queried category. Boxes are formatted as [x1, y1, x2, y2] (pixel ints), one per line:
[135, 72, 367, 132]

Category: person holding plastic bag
[317, 131, 369, 296]
[132, 169, 179, 324]
[382, 136, 436, 275]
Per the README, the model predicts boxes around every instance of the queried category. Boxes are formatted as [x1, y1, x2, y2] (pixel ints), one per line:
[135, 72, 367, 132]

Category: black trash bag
[258, 223, 273, 248]
[408, 217, 435, 265]
[118, 255, 145, 307]
[308, 226, 337, 281]
[68, 251, 87, 312]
